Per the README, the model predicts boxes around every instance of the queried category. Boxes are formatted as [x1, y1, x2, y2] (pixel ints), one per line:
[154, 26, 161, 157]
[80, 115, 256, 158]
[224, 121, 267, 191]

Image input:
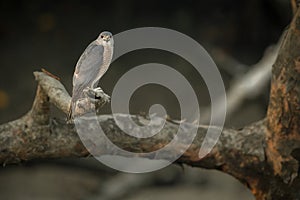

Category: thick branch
[247, 6, 300, 200]
[34, 71, 71, 114]
[0, 71, 267, 196]
[266, 8, 300, 183]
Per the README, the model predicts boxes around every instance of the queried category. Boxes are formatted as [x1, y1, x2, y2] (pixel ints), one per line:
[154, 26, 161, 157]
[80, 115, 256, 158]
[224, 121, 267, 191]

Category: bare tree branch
[258, 6, 300, 200]
[34, 71, 71, 114]
[0, 71, 266, 187]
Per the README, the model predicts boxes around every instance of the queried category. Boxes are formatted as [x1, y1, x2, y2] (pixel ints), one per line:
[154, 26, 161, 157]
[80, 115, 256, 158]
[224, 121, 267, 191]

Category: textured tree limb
[1, 70, 266, 162]
[260, 6, 300, 200]
[291, 0, 300, 15]
[0, 71, 266, 188]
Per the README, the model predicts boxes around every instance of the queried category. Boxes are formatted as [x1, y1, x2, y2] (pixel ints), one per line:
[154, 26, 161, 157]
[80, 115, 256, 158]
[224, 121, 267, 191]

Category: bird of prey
[68, 31, 114, 120]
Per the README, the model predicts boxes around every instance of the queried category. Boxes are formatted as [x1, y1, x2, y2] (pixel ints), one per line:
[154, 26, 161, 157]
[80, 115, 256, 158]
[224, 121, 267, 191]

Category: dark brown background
[0, 0, 291, 199]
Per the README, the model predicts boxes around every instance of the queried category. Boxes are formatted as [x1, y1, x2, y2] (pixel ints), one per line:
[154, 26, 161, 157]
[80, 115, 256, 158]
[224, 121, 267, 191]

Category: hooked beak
[103, 35, 110, 42]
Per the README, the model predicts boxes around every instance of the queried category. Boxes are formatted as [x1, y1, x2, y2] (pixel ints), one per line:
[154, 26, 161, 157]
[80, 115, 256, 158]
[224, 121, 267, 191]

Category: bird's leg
[83, 87, 93, 99]
[72, 97, 91, 117]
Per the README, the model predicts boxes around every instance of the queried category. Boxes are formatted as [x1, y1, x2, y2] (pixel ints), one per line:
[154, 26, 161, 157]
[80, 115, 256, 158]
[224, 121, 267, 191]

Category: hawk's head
[97, 31, 113, 46]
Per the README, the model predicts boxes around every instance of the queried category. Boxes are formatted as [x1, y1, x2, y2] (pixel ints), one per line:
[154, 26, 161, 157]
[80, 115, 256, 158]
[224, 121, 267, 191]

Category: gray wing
[68, 41, 104, 120]
[72, 42, 104, 100]
[73, 42, 104, 87]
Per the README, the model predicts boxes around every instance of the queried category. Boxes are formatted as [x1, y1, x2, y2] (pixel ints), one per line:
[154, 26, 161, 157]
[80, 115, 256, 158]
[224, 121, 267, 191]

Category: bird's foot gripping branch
[72, 86, 111, 119]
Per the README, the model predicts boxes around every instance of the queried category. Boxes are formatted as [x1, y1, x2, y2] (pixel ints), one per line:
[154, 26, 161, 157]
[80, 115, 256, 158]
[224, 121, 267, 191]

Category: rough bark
[0, 72, 266, 173]
[263, 7, 300, 200]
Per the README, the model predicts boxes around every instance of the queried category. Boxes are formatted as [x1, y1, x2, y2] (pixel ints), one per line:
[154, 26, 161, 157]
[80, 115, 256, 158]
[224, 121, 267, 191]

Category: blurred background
[0, 0, 292, 199]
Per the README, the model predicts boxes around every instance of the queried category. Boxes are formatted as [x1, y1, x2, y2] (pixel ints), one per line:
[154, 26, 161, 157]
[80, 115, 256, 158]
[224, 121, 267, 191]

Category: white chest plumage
[100, 45, 113, 78]
[91, 44, 113, 88]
